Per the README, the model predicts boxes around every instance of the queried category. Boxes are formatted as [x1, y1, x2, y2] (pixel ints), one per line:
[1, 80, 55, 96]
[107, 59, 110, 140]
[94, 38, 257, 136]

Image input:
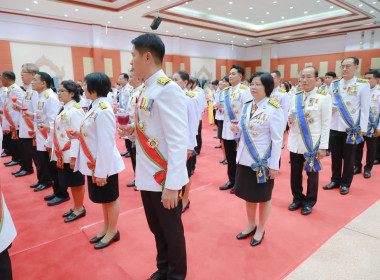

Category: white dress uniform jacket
[236, 97, 284, 170]
[19, 84, 38, 139]
[184, 90, 199, 150]
[271, 86, 290, 130]
[0, 87, 7, 124]
[35, 89, 61, 151]
[329, 77, 370, 133]
[119, 84, 133, 110]
[75, 97, 124, 178]
[1, 84, 25, 131]
[213, 89, 224, 121]
[194, 87, 206, 121]
[369, 85, 380, 131]
[134, 69, 189, 191]
[122, 84, 143, 142]
[222, 84, 252, 140]
[51, 100, 85, 163]
[287, 88, 332, 154]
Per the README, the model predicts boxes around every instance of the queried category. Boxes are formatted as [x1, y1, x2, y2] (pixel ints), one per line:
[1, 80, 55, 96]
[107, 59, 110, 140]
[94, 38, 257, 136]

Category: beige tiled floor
[285, 200, 380, 280]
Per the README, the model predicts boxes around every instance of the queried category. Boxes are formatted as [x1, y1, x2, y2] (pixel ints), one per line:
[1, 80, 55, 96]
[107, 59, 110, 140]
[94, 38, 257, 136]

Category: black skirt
[87, 174, 119, 204]
[217, 120, 224, 139]
[57, 163, 85, 187]
[235, 164, 274, 203]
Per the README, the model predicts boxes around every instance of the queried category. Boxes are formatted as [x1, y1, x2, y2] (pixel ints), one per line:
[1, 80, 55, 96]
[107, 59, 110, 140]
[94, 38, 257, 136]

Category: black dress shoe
[219, 181, 233, 190]
[325, 150, 330, 156]
[94, 231, 120, 249]
[373, 159, 380, 165]
[1, 152, 10, 157]
[4, 160, 20, 167]
[214, 145, 222, 149]
[340, 186, 349, 195]
[147, 270, 166, 280]
[236, 226, 257, 239]
[90, 234, 106, 244]
[301, 206, 312, 215]
[213, 136, 218, 139]
[15, 170, 33, 177]
[288, 201, 302, 211]
[353, 166, 362, 175]
[34, 184, 51, 192]
[44, 194, 55, 201]
[124, 152, 131, 158]
[47, 196, 70, 206]
[12, 169, 23, 175]
[230, 186, 236, 194]
[64, 208, 86, 222]
[250, 231, 265, 246]
[219, 159, 226, 163]
[30, 182, 40, 188]
[120, 151, 128, 156]
[364, 170, 371, 178]
[126, 180, 135, 187]
[323, 182, 340, 190]
[62, 209, 74, 217]
[222, 160, 228, 165]
[182, 200, 190, 213]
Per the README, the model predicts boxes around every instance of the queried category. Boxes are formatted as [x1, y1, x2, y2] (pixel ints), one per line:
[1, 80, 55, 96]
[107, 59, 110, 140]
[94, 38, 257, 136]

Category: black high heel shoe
[250, 231, 265, 246]
[236, 226, 257, 240]
[94, 231, 120, 249]
[89, 234, 106, 244]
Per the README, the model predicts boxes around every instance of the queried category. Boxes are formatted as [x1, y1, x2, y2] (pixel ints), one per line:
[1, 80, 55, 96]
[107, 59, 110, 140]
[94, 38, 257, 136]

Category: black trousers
[3, 132, 20, 162]
[125, 139, 136, 173]
[0, 248, 13, 280]
[355, 136, 377, 171]
[124, 139, 131, 154]
[329, 130, 357, 188]
[51, 161, 68, 198]
[140, 191, 186, 280]
[376, 136, 380, 161]
[290, 152, 319, 207]
[194, 120, 202, 154]
[18, 138, 36, 172]
[223, 139, 237, 185]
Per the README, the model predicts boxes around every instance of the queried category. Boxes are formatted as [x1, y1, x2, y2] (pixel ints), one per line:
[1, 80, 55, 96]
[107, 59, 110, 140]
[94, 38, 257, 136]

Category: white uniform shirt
[122, 84, 143, 142]
[184, 90, 200, 150]
[118, 84, 133, 110]
[330, 77, 370, 133]
[213, 89, 224, 121]
[1, 83, 25, 131]
[51, 100, 85, 163]
[134, 69, 189, 191]
[271, 86, 290, 130]
[287, 88, 332, 154]
[369, 85, 380, 132]
[35, 89, 61, 151]
[193, 87, 206, 121]
[222, 84, 252, 140]
[0, 87, 8, 124]
[236, 97, 284, 170]
[19, 84, 38, 139]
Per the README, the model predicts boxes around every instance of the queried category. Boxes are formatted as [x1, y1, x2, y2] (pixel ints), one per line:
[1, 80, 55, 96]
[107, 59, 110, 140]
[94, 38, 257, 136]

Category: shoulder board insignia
[2, 88, 7, 92]
[157, 77, 171, 86]
[268, 99, 281, 108]
[317, 89, 328, 95]
[279, 88, 286, 93]
[223, 86, 231, 91]
[99, 102, 108, 110]
[240, 84, 248, 89]
[378, 86, 380, 90]
[195, 87, 201, 92]
[296, 90, 304, 95]
[128, 85, 133, 89]
[357, 78, 368, 83]
[44, 92, 49, 99]
[73, 103, 81, 109]
[186, 92, 196, 98]
[332, 78, 341, 83]
[11, 85, 16, 89]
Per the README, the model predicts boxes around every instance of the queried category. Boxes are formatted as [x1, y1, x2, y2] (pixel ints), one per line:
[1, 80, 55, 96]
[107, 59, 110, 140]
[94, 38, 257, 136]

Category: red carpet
[2, 115, 380, 279]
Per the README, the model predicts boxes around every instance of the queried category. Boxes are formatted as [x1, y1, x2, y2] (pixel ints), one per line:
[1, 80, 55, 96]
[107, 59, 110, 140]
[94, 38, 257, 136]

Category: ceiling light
[373, 1, 376, 4]
[246, 38, 249, 40]
[273, 1, 277, 3]
[107, 20, 111, 24]
[289, 6, 293, 9]
[281, 16, 285, 19]
[208, 7, 211, 10]
[330, 6, 334, 9]
[230, 40, 234, 43]
[245, 16, 249, 19]
[217, 38, 220, 41]
[33, 1, 38, 4]
[185, 2, 188, 4]
[244, 43, 246, 45]
[261, 20, 265, 23]
[217, 33, 220, 36]
[317, 0, 320, 2]
[147, 6, 150, 8]
[266, 12, 270, 14]
[184, 33, 187, 35]
[370, 10, 375, 13]
[358, 4, 363, 7]
[259, 40, 262, 42]
[64, 14, 68, 17]
[304, 11, 308, 14]
[25, 8, 30, 11]
[249, 7, 253, 10]
[166, 30, 169, 33]
[74, 8, 79, 12]
[202, 36, 205, 38]
[199, 30, 202, 32]
[228, 12, 231, 15]
[142, 26, 146, 29]
[119, 16, 123, 19]
[179, 26, 183, 29]
[229, 1, 233, 4]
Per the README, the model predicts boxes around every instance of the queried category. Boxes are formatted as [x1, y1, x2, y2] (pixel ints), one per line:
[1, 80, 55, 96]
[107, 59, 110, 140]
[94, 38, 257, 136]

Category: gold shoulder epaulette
[11, 85, 16, 89]
[99, 102, 108, 109]
[128, 84, 133, 89]
[157, 77, 171, 86]
[186, 92, 196, 98]
[73, 103, 81, 109]
[240, 84, 248, 89]
[332, 78, 341, 83]
[195, 87, 201, 92]
[223, 86, 231, 91]
[2, 88, 7, 92]
[268, 99, 281, 108]
[279, 88, 286, 93]
[357, 78, 368, 83]
[44, 92, 49, 99]
[296, 90, 304, 95]
[317, 89, 328, 95]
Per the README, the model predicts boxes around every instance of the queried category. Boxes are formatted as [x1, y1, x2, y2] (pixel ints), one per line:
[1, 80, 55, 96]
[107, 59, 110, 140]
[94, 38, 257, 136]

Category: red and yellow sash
[53, 120, 71, 169]
[79, 127, 96, 183]
[3, 103, 18, 139]
[0, 184, 3, 232]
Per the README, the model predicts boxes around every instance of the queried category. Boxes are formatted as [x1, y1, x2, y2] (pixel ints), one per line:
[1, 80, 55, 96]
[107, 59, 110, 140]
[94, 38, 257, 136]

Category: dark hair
[249, 72, 274, 97]
[342, 57, 359, 66]
[365, 69, 380, 78]
[188, 76, 196, 86]
[231, 65, 244, 76]
[84, 72, 111, 97]
[37, 72, 53, 88]
[211, 80, 219, 85]
[119, 73, 129, 80]
[131, 33, 165, 64]
[222, 76, 229, 83]
[61, 80, 81, 102]
[2, 71, 15, 81]
[325, 71, 337, 78]
[175, 70, 190, 83]
[303, 66, 319, 78]
[281, 81, 291, 92]
[270, 70, 281, 78]
[318, 77, 324, 83]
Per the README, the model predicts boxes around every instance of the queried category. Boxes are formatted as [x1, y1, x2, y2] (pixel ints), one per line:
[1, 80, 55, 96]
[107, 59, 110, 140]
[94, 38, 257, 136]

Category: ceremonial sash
[79, 127, 97, 183]
[296, 92, 322, 172]
[241, 103, 271, 183]
[3, 103, 18, 139]
[134, 93, 182, 199]
[366, 110, 379, 138]
[224, 88, 236, 121]
[53, 120, 71, 169]
[0, 186, 3, 232]
[333, 80, 363, 144]
[24, 116, 36, 146]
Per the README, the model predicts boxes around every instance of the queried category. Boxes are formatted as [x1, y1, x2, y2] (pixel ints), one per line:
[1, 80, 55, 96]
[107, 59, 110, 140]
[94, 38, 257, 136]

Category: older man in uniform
[123, 33, 188, 280]
[323, 57, 370, 195]
[287, 66, 332, 215]
[219, 65, 252, 194]
[118, 73, 133, 158]
[353, 70, 380, 178]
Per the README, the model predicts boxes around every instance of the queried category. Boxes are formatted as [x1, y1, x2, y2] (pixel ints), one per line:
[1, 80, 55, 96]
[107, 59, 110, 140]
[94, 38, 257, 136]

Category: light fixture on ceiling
[217, 38, 220, 41]
[179, 26, 183, 29]
[281, 16, 285, 19]
[147, 6, 150, 8]
[259, 40, 262, 43]
[243, 43, 246, 45]
[74, 8, 79, 12]
[371, 10, 375, 13]
[359, 4, 363, 7]
[119, 16, 123, 19]
[249, 7, 253, 10]
[25, 8, 30, 11]
[217, 33, 220, 36]
[245, 16, 249, 19]
[304, 11, 308, 14]
[330, 6, 334, 9]
[208, 7, 211, 10]
[373, 1, 376, 4]
[107, 21, 111, 24]
[199, 30, 202, 32]
[261, 20, 265, 23]
[64, 14, 68, 17]
[228, 12, 231, 15]
[202, 36, 205, 38]
[184, 33, 187, 35]
[273, 1, 277, 3]
[289, 6, 293, 9]
[142, 26, 146, 29]
[166, 30, 169, 33]
[229, 1, 233, 4]
[266, 12, 270, 14]
[33, 1, 38, 4]
[150, 16, 163, 30]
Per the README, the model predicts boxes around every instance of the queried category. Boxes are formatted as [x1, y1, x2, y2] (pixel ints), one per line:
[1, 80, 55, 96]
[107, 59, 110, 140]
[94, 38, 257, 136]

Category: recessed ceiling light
[249, 7, 253, 10]
[266, 12, 270, 15]
[33, 1, 38, 4]
[208, 7, 211, 10]
[217, 38, 220, 41]
[304, 11, 308, 14]
[273, 1, 277, 3]
[185, 1, 188, 4]
[147, 5, 150, 8]
[289, 6, 294, 9]
[217, 33, 220, 36]
[228, 12, 231, 15]
[373, 1, 376, 4]
[358, 4, 363, 7]
[142, 26, 146, 29]
[370, 10, 375, 13]
[202, 36, 205, 38]
[184, 33, 187, 35]
[230, 40, 234, 43]
[64, 14, 68, 17]
[246, 38, 249, 40]
[330, 5, 334, 9]
[107, 20, 111, 24]
[233, 35, 236, 38]
[261, 20, 265, 23]
[316, 0, 320, 2]
[179, 26, 183, 29]
[281, 16, 285, 19]
[166, 30, 169, 33]
[199, 30, 202, 32]
[229, 1, 233, 4]
[74, 8, 79, 12]
[244, 43, 246, 45]
[259, 40, 262, 42]
[25, 8, 30, 11]
[119, 16, 123, 19]
[245, 16, 249, 19]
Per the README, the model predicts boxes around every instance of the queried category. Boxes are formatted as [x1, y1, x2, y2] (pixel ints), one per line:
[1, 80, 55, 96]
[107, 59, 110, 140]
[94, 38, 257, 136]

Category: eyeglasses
[21, 71, 32, 74]
[299, 76, 315, 80]
[340, 64, 353, 70]
[250, 83, 262, 87]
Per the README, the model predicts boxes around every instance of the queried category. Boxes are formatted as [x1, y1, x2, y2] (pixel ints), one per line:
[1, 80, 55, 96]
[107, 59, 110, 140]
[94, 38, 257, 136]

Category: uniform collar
[231, 83, 241, 91]
[91, 96, 107, 108]
[254, 97, 268, 107]
[145, 69, 165, 87]
[132, 84, 143, 93]
[305, 88, 317, 96]
[63, 99, 76, 110]
[342, 76, 356, 84]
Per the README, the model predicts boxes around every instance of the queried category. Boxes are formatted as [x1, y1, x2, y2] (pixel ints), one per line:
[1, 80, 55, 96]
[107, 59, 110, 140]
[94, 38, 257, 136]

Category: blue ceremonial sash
[241, 103, 271, 183]
[296, 92, 322, 172]
[366, 110, 379, 138]
[224, 88, 236, 121]
[333, 80, 363, 144]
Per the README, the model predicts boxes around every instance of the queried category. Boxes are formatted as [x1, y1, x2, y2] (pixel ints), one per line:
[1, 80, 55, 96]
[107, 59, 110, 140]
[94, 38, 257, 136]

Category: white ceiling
[0, 0, 379, 46]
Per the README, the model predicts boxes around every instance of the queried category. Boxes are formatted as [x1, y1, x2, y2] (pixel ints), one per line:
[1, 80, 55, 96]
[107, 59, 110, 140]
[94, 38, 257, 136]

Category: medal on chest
[139, 97, 154, 116]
